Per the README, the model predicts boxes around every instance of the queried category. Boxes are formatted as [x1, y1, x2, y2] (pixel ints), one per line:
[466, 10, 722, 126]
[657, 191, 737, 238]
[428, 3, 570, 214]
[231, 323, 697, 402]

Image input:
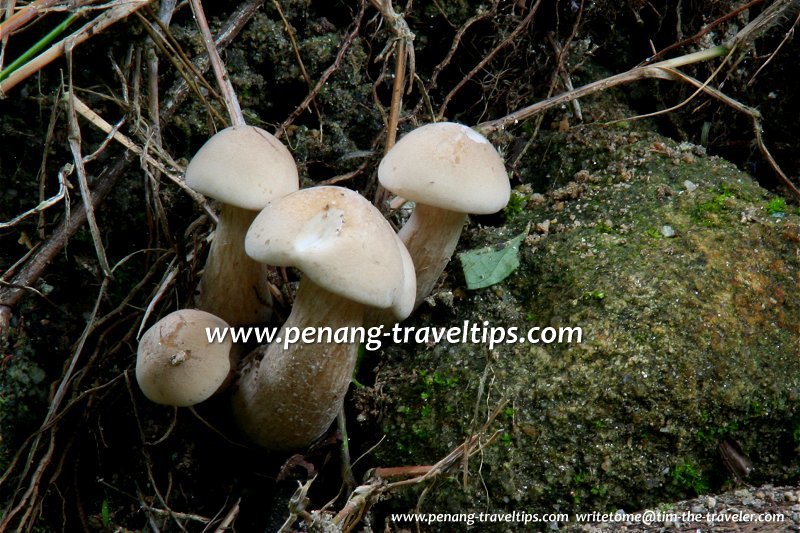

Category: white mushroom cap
[136, 309, 232, 407]
[185, 125, 299, 210]
[378, 122, 510, 214]
[245, 186, 413, 317]
[391, 233, 416, 320]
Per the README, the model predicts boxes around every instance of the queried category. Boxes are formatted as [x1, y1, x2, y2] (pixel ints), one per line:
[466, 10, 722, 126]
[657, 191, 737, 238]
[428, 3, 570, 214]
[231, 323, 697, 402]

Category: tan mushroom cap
[378, 122, 510, 214]
[391, 232, 416, 319]
[185, 125, 299, 211]
[136, 309, 232, 407]
[245, 186, 414, 318]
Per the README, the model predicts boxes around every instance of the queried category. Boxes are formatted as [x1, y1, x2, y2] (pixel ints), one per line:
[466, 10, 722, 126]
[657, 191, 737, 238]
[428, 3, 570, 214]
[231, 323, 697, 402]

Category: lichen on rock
[366, 109, 800, 522]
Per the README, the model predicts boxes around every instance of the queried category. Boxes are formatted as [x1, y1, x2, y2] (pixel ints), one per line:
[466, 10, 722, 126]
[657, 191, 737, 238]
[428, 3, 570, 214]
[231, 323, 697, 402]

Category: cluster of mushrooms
[135, 122, 510, 451]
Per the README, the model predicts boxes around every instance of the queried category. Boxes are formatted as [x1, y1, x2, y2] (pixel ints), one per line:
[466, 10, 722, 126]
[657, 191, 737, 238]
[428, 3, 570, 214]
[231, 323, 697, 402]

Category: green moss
[582, 290, 606, 301]
[373, 116, 800, 520]
[670, 462, 709, 495]
[766, 197, 787, 215]
[690, 186, 736, 226]
[504, 192, 526, 220]
[644, 227, 661, 239]
[697, 420, 740, 443]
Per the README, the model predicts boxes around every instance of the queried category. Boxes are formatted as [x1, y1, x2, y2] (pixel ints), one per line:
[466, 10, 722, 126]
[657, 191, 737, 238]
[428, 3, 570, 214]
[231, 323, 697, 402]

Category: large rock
[362, 119, 800, 523]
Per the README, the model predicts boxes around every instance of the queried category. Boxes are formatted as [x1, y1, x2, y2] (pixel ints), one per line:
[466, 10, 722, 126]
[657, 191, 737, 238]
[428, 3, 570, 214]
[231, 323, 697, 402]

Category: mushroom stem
[398, 203, 466, 309]
[232, 279, 363, 451]
[197, 204, 272, 326]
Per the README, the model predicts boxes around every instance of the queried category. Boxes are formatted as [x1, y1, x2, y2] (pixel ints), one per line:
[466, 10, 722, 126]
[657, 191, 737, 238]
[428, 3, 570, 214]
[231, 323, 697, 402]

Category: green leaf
[458, 233, 525, 290]
[101, 499, 110, 528]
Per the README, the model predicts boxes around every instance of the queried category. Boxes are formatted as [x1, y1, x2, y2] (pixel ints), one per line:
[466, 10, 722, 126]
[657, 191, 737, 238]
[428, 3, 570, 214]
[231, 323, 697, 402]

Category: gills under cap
[185, 125, 298, 211]
[378, 122, 510, 214]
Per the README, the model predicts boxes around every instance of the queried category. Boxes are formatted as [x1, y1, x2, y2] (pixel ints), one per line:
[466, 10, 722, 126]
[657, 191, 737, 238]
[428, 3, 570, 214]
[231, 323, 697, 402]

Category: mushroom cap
[378, 122, 510, 214]
[185, 125, 299, 211]
[136, 309, 232, 407]
[245, 186, 414, 317]
[391, 233, 416, 320]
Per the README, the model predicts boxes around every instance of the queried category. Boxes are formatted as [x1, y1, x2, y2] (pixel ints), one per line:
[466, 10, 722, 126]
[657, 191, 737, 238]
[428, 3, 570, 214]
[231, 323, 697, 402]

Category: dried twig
[277, 0, 366, 137]
[752, 116, 800, 201]
[135, 7, 227, 126]
[370, 0, 415, 142]
[69, 93, 211, 210]
[477, 46, 728, 134]
[66, 67, 112, 276]
[413, 0, 498, 117]
[0, 0, 58, 41]
[189, 0, 243, 126]
[0, 0, 150, 96]
[272, 0, 322, 126]
[141, 506, 212, 524]
[437, 0, 542, 121]
[0, 164, 68, 229]
[370, 0, 415, 205]
[330, 406, 505, 532]
[161, 0, 264, 121]
[0, 0, 262, 333]
[547, 30, 583, 121]
[647, 0, 769, 63]
[213, 498, 241, 532]
[477, 0, 800, 197]
[0, 151, 132, 336]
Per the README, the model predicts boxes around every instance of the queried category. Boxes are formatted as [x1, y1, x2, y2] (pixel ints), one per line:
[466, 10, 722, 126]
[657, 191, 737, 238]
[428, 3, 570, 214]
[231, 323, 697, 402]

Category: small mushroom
[378, 122, 510, 308]
[231, 186, 415, 450]
[136, 309, 233, 407]
[185, 125, 299, 326]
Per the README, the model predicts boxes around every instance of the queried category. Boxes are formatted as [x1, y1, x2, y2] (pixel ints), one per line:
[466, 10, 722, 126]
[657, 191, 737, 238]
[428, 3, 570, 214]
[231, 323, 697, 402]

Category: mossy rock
[363, 121, 800, 525]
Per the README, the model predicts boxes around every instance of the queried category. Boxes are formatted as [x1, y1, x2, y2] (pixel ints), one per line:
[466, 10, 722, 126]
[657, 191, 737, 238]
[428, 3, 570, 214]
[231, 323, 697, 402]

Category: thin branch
[277, 0, 366, 137]
[0, 0, 263, 334]
[413, 0, 498, 116]
[0, 165, 68, 229]
[189, 0, 243, 126]
[161, 0, 264, 121]
[0, 0, 58, 41]
[212, 498, 241, 533]
[66, 70, 112, 276]
[437, 0, 542, 121]
[477, 45, 731, 134]
[646, 0, 768, 63]
[0, 0, 150, 96]
[69, 93, 211, 210]
[370, 0, 415, 205]
[478, 1, 800, 198]
[135, 8, 228, 127]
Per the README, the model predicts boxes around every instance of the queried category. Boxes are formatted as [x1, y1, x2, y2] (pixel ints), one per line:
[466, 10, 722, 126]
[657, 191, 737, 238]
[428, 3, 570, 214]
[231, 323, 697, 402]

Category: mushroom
[136, 309, 233, 407]
[378, 122, 510, 308]
[231, 186, 415, 450]
[185, 125, 299, 327]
